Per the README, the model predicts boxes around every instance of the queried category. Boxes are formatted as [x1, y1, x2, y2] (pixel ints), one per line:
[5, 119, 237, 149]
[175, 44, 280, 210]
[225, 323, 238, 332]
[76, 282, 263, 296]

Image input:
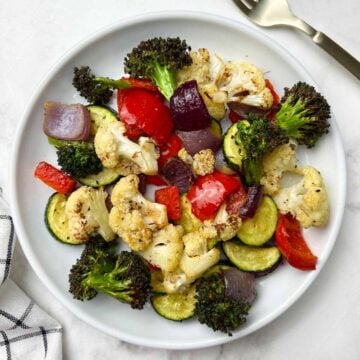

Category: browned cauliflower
[273, 165, 330, 228]
[65, 186, 115, 244]
[94, 122, 159, 175]
[193, 149, 216, 176]
[109, 175, 168, 251]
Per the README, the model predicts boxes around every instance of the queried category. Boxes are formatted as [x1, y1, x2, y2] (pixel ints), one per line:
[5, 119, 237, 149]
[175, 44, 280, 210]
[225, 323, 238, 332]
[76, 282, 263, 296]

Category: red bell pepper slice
[117, 88, 173, 145]
[229, 110, 240, 123]
[275, 213, 318, 271]
[146, 175, 168, 186]
[34, 161, 77, 194]
[158, 134, 183, 168]
[155, 186, 181, 221]
[187, 171, 241, 221]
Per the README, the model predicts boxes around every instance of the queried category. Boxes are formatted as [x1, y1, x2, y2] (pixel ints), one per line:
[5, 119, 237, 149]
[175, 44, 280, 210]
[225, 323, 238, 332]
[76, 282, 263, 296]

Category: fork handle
[312, 31, 360, 80]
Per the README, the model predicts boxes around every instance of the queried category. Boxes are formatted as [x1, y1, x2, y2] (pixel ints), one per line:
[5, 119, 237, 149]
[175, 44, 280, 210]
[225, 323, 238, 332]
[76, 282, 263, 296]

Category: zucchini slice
[203, 263, 232, 277]
[78, 167, 123, 187]
[87, 105, 118, 135]
[222, 122, 245, 170]
[45, 193, 78, 245]
[237, 195, 278, 246]
[151, 286, 196, 321]
[223, 241, 281, 272]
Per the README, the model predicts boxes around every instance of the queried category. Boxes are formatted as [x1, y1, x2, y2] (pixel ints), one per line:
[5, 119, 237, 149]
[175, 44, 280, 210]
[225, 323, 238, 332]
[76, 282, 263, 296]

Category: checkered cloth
[0, 192, 62, 360]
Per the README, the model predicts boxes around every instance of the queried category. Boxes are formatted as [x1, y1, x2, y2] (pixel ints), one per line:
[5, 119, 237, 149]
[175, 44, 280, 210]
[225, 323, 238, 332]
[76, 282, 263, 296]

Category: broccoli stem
[94, 77, 132, 90]
[275, 100, 311, 138]
[151, 61, 176, 101]
[243, 158, 263, 185]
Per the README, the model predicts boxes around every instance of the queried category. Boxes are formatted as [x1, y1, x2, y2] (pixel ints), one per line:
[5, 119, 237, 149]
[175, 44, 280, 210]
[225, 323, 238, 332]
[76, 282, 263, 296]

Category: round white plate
[10, 11, 346, 349]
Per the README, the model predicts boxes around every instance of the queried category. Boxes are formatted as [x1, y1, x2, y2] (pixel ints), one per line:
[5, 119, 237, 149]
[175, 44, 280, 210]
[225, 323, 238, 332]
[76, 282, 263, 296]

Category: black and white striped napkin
[0, 192, 62, 360]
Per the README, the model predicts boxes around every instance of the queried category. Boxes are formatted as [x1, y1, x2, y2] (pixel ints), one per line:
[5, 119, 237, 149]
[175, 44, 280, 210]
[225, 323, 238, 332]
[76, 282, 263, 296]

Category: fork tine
[243, 0, 259, 7]
[233, 0, 252, 14]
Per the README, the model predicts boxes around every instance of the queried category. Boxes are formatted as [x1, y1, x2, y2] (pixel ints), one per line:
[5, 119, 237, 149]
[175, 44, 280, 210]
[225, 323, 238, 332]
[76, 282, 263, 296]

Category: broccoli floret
[195, 272, 251, 335]
[73, 66, 131, 104]
[56, 142, 102, 179]
[236, 114, 287, 185]
[69, 237, 116, 301]
[69, 237, 151, 309]
[124, 37, 192, 101]
[275, 82, 330, 148]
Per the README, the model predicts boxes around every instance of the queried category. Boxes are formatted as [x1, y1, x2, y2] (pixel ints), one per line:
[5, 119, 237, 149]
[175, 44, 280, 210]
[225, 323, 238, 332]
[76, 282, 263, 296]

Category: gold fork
[233, 0, 360, 80]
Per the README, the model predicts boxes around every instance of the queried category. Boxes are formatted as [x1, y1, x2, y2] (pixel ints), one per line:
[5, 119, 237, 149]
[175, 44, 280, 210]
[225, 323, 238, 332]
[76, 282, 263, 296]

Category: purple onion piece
[43, 101, 91, 141]
[138, 174, 147, 195]
[223, 268, 256, 304]
[238, 185, 263, 218]
[170, 80, 211, 131]
[160, 157, 194, 193]
[176, 127, 222, 156]
[227, 102, 271, 120]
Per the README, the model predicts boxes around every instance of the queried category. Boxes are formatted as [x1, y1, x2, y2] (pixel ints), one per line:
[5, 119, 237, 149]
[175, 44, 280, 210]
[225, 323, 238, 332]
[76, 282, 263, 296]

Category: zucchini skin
[237, 195, 278, 246]
[151, 287, 196, 321]
[45, 193, 80, 245]
[222, 122, 244, 170]
[223, 241, 282, 273]
[78, 167, 122, 187]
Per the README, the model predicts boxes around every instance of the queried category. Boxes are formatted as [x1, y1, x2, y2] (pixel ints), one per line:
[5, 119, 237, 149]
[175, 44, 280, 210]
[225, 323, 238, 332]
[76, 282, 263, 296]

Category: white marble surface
[1, 0, 360, 359]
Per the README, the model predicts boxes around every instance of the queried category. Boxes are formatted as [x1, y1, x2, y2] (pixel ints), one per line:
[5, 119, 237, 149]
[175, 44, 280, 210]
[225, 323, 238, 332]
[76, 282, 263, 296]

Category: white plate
[10, 11, 346, 349]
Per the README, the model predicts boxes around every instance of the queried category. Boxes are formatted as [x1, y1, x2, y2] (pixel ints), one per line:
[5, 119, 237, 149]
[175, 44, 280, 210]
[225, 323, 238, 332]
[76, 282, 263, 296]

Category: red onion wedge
[238, 185, 263, 218]
[223, 268, 256, 304]
[176, 127, 222, 156]
[170, 80, 211, 131]
[160, 157, 194, 193]
[228, 102, 270, 119]
[43, 101, 91, 141]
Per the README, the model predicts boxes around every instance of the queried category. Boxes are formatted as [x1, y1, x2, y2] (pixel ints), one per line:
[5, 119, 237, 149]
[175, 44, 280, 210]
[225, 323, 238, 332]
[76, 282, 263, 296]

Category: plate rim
[9, 10, 347, 349]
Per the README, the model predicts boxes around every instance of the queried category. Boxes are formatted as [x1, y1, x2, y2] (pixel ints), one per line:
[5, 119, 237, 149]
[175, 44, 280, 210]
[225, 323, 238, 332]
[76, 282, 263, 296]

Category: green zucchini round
[87, 105, 118, 135]
[223, 241, 281, 272]
[237, 195, 278, 246]
[151, 286, 196, 321]
[45, 193, 80, 245]
[222, 122, 245, 170]
[78, 167, 123, 187]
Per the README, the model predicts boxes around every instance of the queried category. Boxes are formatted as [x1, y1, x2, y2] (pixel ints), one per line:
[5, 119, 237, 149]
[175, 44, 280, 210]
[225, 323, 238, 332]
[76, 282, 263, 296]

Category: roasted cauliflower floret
[206, 203, 242, 241]
[260, 141, 300, 195]
[139, 224, 184, 272]
[65, 186, 115, 244]
[273, 165, 330, 228]
[109, 175, 168, 251]
[163, 225, 221, 293]
[94, 121, 159, 175]
[193, 149, 216, 176]
[177, 148, 193, 166]
[199, 83, 227, 120]
[219, 61, 273, 109]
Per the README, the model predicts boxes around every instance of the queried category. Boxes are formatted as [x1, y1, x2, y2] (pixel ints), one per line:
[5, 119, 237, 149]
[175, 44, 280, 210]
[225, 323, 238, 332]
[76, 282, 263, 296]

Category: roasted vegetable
[275, 82, 330, 148]
[236, 115, 287, 185]
[73, 66, 131, 104]
[124, 37, 192, 100]
[69, 237, 151, 309]
[56, 142, 102, 179]
[195, 268, 256, 335]
[43, 101, 91, 141]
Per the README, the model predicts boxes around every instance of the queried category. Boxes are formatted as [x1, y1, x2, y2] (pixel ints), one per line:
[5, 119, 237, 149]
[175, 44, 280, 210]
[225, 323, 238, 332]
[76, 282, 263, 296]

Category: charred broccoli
[56, 142, 102, 179]
[69, 237, 151, 309]
[124, 37, 192, 100]
[73, 66, 131, 104]
[195, 272, 251, 335]
[236, 114, 287, 185]
[275, 82, 330, 148]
